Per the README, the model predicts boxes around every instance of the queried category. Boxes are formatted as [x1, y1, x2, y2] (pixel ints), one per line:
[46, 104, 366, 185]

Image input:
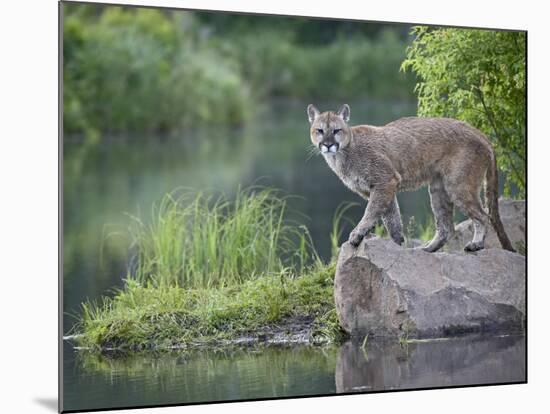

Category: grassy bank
[74, 188, 346, 351]
[77, 262, 341, 351]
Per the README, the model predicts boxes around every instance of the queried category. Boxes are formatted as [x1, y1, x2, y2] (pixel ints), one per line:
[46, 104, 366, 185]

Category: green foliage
[128, 188, 319, 289]
[404, 214, 435, 243]
[402, 27, 526, 197]
[63, 3, 415, 136]
[311, 308, 348, 344]
[228, 29, 414, 100]
[419, 217, 436, 242]
[63, 5, 251, 136]
[374, 223, 387, 238]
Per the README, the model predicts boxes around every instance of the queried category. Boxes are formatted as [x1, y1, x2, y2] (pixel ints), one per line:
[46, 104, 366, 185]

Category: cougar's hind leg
[455, 195, 490, 252]
[382, 196, 404, 245]
[423, 178, 454, 253]
[446, 181, 490, 252]
[442, 151, 493, 252]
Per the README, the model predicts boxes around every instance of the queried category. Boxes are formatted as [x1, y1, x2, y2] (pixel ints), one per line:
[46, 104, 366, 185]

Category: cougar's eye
[333, 128, 342, 135]
[316, 128, 324, 135]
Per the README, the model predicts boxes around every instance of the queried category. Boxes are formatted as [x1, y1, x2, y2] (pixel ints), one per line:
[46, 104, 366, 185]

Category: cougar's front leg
[382, 196, 404, 245]
[349, 181, 398, 247]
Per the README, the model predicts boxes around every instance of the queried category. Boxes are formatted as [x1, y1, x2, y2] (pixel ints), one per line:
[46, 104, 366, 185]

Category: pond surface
[63, 334, 525, 411]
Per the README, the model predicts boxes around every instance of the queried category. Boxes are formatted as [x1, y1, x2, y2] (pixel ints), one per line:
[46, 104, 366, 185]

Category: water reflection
[63, 342, 338, 411]
[335, 335, 526, 393]
[64, 334, 525, 411]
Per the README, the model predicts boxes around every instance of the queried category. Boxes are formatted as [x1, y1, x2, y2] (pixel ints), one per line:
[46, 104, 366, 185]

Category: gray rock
[334, 238, 525, 339]
[446, 199, 525, 253]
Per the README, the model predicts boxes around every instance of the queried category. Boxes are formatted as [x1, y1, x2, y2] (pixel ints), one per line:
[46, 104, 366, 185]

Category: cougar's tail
[486, 153, 515, 252]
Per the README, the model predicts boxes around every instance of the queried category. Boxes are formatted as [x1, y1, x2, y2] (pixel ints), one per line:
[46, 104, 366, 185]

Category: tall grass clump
[75, 187, 355, 349]
[128, 188, 319, 289]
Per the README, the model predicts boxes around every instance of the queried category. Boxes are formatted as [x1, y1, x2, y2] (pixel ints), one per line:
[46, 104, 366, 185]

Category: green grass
[127, 188, 318, 289]
[404, 215, 435, 243]
[419, 217, 436, 242]
[76, 188, 347, 351]
[78, 261, 340, 351]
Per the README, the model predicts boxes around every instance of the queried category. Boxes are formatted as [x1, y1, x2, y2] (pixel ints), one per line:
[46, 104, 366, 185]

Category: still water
[63, 335, 525, 411]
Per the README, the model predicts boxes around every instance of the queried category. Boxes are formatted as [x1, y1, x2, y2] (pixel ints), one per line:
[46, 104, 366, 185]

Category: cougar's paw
[464, 241, 484, 252]
[421, 244, 439, 253]
[349, 228, 366, 247]
[392, 234, 405, 246]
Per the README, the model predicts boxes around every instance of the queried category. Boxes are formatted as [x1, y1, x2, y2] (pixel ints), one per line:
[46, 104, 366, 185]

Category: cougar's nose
[320, 142, 339, 153]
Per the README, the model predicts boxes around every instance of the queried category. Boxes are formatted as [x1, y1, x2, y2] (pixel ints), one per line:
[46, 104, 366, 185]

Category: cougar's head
[307, 104, 352, 156]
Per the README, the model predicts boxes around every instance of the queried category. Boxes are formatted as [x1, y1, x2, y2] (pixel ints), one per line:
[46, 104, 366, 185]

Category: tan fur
[307, 104, 515, 252]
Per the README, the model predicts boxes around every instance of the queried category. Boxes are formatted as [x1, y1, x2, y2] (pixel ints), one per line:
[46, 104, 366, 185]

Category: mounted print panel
[60, 1, 526, 412]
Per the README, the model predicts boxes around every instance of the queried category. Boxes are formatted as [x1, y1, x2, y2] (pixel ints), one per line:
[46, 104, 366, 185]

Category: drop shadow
[34, 397, 58, 412]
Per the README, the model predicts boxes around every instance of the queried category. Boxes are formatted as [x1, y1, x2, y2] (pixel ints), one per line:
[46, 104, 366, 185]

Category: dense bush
[285, 30, 413, 100]
[218, 29, 413, 100]
[63, 6, 252, 135]
[63, 4, 414, 136]
[402, 27, 526, 197]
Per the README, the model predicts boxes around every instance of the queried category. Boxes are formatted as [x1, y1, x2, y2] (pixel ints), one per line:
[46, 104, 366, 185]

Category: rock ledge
[334, 238, 525, 339]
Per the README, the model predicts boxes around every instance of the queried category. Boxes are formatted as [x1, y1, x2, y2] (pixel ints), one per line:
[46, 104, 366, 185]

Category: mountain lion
[307, 104, 515, 253]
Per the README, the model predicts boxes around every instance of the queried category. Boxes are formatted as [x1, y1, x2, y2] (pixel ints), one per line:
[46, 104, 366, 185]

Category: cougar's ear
[337, 104, 350, 122]
[307, 104, 320, 124]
